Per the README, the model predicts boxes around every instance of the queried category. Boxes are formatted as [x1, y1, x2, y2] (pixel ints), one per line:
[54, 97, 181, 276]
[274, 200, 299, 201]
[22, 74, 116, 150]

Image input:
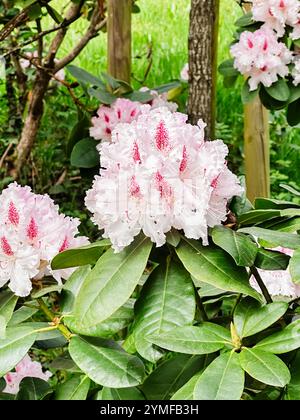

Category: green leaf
[212, 226, 257, 267]
[287, 99, 300, 126]
[67, 65, 105, 88]
[61, 266, 91, 314]
[255, 248, 290, 270]
[8, 305, 38, 326]
[239, 348, 290, 387]
[171, 373, 201, 400]
[259, 86, 287, 110]
[88, 87, 116, 105]
[124, 90, 153, 103]
[255, 320, 300, 354]
[0, 326, 36, 376]
[290, 248, 300, 284]
[266, 79, 290, 102]
[31, 285, 62, 299]
[234, 298, 288, 338]
[67, 109, 91, 157]
[280, 183, 300, 197]
[166, 229, 181, 247]
[141, 354, 206, 400]
[27, 3, 41, 19]
[0, 291, 18, 327]
[152, 81, 182, 94]
[148, 324, 232, 355]
[133, 258, 195, 362]
[73, 234, 152, 327]
[55, 375, 90, 400]
[176, 238, 260, 300]
[65, 299, 134, 338]
[70, 138, 99, 169]
[218, 59, 239, 77]
[51, 240, 110, 270]
[241, 80, 259, 104]
[238, 209, 281, 225]
[194, 352, 244, 400]
[238, 227, 300, 249]
[45, 4, 63, 23]
[101, 386, 144, 400]
[235, 12, 254, 27]
[255, 197, 300, 210]
[68, 336, 145, 388]
[285, 351, 300, 400]
[16, 377, 51, 400]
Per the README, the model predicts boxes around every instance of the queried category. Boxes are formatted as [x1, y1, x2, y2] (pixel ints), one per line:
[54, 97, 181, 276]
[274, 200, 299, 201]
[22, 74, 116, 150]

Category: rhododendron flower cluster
[0, 183, 88, 297]
[251, 0, 300, 37]
[90, 92, 177, 143]
[4, 354, 51, 394]
[250, 247, 300, 299]
[85, 107, 242, 252]
[230, 27, 292, 91]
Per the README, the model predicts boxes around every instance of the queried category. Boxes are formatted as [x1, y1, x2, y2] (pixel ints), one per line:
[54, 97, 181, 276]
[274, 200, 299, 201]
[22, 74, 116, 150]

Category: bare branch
[55, 9, 107, 71]
[0, 0, 52, 42]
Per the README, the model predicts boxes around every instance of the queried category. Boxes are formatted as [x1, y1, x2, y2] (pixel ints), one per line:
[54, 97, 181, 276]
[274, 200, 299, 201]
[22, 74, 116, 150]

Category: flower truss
[4, 354, 51, 394]
[0, 183, 88, 297]
[85, 106, 243, 252]
[89, 91, 177, 143]
[250, 247, 300, 299]
[230, 0, 300, 90]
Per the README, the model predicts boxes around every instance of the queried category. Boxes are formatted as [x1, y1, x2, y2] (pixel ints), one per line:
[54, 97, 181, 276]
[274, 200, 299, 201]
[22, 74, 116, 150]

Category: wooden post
[243, 4, 270, 202]
[188, 0, 219, 139]
[107, 0, 131, 83]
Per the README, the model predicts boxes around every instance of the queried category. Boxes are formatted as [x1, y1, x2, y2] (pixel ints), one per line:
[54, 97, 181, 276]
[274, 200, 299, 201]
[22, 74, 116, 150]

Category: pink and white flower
[4, 355, 51, 395]
[250, 247, 300, 299]
[90, 98, 142, 142]
[230, 27, 292, 90]
[0, 183, 88, 297]
[85, 107, 242, 252]
[251, 0, 300, 37]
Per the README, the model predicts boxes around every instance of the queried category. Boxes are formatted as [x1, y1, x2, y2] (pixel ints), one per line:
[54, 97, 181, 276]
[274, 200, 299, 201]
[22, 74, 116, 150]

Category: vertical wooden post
[107, 0, 132, 83]
[243, 4, 270, 202]
[188, 0, 220, 139]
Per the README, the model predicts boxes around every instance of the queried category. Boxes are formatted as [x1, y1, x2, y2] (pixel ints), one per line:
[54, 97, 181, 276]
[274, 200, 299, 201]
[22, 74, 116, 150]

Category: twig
[36, 298, 72, 341]
[0, 143, 13, 169]
[250, 266, 273, 304]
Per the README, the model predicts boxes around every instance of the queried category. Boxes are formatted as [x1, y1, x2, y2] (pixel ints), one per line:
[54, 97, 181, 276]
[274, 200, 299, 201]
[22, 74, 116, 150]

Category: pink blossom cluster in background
[0, 183, 88, 297]
[85, 106, 242, 252]
[230, 0, 300, 90]
[250, 247, 300, 299]
[4, 354, 51, 395]
[89, 90, 177, 143]
[251, 0, 300, 37]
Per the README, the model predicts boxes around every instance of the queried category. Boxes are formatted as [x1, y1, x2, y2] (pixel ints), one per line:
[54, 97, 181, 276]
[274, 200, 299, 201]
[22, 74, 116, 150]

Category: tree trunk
[188, 0, 219, 138]
[15, 70, 51, 177]
[107, 0, 131, 83]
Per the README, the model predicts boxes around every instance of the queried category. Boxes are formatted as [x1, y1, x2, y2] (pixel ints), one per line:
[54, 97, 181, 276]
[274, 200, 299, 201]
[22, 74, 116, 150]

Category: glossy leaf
[148, 324, 232, 355]
[133, 258, 195, 362]
[101, 386, 144, 400]
[285, 351, 300, 400]
[70, 138, 99, 169]
[68, 336, 145, 388]
[55, 375, 90, 400]
[255, 248, 290, 270]
[239, 348, 290, 387]
[171, 373, 201, 400]
[255, 320, 300, 354]
[212, 226, 257, 266]
[141, 354, 206, 400]
[51, 240, 110, 270]
[16, 377, 51, 400]
[238, 227, 300, 249]
[176, 238, 260, 300]
[73, 235, 152, 327]
[290, 248, 300, 284]
[0, 326, 36, 376]
[234, 298, 288, 338]
[194, 352, 244, 400]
